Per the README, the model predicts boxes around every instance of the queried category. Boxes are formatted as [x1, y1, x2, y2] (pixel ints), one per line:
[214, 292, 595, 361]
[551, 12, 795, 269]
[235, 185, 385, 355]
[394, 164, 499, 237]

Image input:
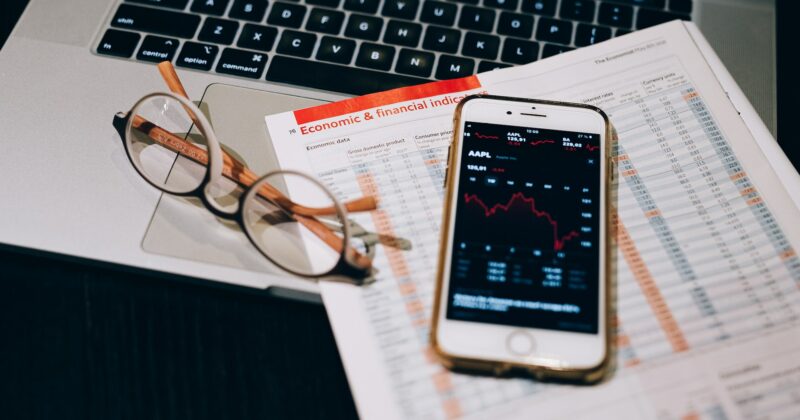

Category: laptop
[0, 0, 778, 301]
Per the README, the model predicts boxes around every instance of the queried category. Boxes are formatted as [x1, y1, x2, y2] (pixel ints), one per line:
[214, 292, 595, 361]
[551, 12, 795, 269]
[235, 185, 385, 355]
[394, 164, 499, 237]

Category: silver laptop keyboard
[96, 0, 691, 95]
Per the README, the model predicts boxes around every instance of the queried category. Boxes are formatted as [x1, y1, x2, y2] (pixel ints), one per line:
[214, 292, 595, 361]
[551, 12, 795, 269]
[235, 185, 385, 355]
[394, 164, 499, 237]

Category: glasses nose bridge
[204, 160, 250, 220]
[199, 189, 241, 221]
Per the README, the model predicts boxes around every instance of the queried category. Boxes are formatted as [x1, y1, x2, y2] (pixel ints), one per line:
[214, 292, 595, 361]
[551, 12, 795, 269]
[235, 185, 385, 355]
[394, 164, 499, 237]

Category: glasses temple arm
[293, 214, 373, 272]
[112, 113, 128, 141]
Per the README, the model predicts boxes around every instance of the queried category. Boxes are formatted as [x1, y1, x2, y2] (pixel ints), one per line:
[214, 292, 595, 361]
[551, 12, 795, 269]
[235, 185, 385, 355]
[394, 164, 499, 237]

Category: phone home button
[506, 330, 535, 356]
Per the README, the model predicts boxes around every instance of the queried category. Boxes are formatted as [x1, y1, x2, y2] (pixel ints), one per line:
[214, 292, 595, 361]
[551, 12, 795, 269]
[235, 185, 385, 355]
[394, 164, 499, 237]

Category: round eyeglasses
[113, 91, 375, 282]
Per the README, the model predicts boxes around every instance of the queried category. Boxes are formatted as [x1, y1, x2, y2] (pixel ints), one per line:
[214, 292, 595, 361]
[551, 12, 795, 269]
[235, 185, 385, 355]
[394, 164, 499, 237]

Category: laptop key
[316, 36, 356, 64]
[198, 18, 239, 44]
[598, 3, 633, 28]
[97, 29, 141, 58]
[356, 43, 396, 71]
[190, 0, 230, 15]
[422, 26, 461, 53]
[176, 41, 219, 70]
[669, 0, 692, 13]
[396, 49, 435, 77]
[636, 8, 688, 29]
[345, 14, 384, 41]
[266, 55, 428, 95]
[307, 0, 341, 7]
[458, 6, 496, 32]
[136, 35, 180, 62]
[276, 30, 316, 57]
[125, 0, 189, 10]
[307, 8, 346, 34]
[483, 0, 518, 11]
[609, 0, 665, 8]
[216, 48, 267, 78]
[268, 3, 308, 28]
[575, 24, 612, 46]
[382, 0, 420, 21]
[237, 23, 278, 51]
[111, 4, 201, 39]
[384, 20, 422, 47]
[420, 2, 457, 26]
[462, 32, 499, 60]
[501, 38, 538, 64]
[560, 0, 596, 22]
[435, 55, 475, 80]
[450, 0, 479, 5]
[520, 0, 556, 16]
[229, 0, 269, 21]
[497, 12, 533, 38]
[541, 42, 573, 58]
[478, 60, 511, 72]
[535, 18, 572, 45]
[344, 0, 380, 14]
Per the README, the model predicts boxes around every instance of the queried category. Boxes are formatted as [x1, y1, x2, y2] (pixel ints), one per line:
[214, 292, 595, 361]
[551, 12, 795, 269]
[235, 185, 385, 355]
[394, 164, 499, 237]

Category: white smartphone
[431, 95, 612, 383]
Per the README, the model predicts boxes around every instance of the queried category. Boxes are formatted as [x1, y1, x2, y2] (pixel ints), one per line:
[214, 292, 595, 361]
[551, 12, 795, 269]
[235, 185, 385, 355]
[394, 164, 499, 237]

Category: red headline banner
[293, 76, 482, 125]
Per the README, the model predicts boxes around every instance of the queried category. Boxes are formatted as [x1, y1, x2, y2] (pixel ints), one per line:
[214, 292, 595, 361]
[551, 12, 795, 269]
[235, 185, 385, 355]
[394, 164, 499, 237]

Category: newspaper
[265, 21, 800, 419]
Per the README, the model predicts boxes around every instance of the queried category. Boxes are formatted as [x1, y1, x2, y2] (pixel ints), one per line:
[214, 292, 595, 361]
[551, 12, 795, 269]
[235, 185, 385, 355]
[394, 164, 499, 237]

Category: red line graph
[464, 192, 580, 251]
[530, 139, 555, 147]
[474, 132, 499, 140]
[585, 144, 599, 152]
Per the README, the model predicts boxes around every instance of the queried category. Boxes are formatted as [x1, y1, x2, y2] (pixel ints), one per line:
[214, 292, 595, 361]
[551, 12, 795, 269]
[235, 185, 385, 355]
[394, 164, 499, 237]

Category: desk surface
[1, 1, 796, 419]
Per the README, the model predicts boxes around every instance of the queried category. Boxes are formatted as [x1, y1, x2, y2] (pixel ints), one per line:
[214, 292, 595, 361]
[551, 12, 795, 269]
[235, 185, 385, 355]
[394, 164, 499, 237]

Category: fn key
[97, 29, 140, 58]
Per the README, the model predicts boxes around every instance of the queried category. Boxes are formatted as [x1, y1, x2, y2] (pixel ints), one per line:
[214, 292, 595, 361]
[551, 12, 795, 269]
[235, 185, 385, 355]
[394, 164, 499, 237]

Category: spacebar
[266, 56, 430, 96]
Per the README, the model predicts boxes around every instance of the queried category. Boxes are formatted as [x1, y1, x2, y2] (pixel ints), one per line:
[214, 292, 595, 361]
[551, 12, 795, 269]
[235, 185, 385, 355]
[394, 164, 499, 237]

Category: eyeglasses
[111, 65, 377, 283]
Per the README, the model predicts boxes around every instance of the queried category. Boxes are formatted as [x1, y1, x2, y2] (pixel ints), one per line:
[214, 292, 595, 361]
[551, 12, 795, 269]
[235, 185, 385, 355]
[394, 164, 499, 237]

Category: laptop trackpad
[141, 84, 326, 274]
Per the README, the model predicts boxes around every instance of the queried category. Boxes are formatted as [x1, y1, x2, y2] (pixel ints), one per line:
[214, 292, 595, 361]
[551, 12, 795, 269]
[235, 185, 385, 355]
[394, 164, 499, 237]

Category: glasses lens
[242, 172, 346, 277]
[125, 94, 208, 194]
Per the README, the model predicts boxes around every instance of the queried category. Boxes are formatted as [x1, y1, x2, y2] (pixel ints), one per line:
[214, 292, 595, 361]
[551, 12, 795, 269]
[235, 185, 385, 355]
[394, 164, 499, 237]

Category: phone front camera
[506, 111, 512, 115]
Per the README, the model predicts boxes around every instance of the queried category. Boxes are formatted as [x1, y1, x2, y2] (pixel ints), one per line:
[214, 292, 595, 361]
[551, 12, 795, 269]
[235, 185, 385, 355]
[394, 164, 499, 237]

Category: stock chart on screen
[446, 121, 603, 334]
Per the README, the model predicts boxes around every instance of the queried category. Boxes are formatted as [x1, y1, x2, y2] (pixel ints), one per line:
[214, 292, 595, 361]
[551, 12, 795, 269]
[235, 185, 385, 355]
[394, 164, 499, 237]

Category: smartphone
[431, 95, 612, 383]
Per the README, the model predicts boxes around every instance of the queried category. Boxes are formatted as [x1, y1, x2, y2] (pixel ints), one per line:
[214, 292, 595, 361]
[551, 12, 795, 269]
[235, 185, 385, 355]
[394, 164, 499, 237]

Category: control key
[136, 35, 179, 62]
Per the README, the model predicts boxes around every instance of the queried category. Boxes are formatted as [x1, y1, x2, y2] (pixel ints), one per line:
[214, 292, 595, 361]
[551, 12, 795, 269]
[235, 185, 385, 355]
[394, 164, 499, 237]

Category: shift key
[111, 4, 201, 39]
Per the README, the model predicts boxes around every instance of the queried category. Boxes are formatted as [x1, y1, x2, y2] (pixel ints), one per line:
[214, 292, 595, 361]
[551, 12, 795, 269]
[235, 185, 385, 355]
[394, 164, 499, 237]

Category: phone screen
[446, 120, 602, 334]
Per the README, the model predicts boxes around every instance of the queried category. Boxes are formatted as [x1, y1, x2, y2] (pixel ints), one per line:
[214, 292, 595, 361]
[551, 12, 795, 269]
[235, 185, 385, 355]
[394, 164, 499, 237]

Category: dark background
[1, 1, 797, 419]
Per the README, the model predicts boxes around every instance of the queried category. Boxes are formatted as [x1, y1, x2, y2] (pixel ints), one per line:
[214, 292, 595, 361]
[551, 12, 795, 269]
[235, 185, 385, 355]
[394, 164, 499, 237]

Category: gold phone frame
[429, 94, 615, 384]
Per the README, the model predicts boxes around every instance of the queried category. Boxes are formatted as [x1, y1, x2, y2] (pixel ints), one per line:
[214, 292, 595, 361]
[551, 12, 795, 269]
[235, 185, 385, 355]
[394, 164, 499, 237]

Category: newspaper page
[265, 22, 800, 419]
